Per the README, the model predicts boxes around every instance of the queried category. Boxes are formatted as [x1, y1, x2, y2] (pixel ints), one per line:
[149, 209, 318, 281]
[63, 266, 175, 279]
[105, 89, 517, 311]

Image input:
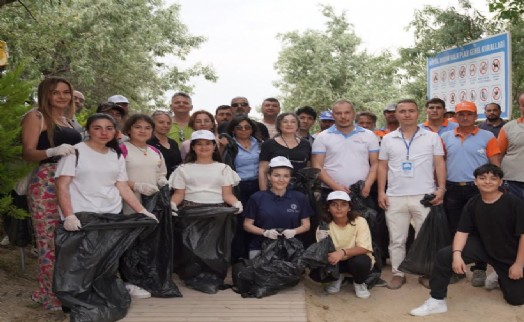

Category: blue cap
[319, 111, 334, 120]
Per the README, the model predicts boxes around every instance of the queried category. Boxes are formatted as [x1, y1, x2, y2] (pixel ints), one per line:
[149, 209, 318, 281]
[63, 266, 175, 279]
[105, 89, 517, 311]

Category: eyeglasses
[234, 125, 252, 131]
[178, 128, 185, 141]
[231, 102, 249, 108]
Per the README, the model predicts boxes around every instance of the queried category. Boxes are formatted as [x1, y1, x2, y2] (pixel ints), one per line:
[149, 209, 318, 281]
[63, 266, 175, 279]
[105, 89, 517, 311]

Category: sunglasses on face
[231, 102, 249, 108]
[234, 125, 252, 131]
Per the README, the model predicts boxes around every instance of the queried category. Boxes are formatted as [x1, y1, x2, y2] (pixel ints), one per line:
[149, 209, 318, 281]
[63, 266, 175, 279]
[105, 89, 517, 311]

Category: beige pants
[385, 194, 431, 277]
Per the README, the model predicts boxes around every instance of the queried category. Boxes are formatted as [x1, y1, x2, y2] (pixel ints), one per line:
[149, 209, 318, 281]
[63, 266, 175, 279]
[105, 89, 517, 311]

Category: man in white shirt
[377, 99, 446, 290]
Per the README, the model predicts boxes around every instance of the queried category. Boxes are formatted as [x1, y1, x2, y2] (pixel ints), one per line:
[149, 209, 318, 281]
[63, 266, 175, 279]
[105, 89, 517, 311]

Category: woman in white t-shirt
[55, 114, 157, 299]
[56, 113, 156, 220]
[170, 130, 242, 211]
[316, 191, 375, 299]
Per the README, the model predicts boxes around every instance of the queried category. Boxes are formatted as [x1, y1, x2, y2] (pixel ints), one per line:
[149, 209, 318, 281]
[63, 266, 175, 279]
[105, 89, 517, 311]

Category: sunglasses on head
[231, 102, 249, 108]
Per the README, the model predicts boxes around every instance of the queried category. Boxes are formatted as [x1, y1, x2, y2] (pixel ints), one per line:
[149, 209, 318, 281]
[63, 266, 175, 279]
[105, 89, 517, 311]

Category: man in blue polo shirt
[441, 100, 501, 287]
[312, 99, 380, 200]
[419, 98, 458, 136]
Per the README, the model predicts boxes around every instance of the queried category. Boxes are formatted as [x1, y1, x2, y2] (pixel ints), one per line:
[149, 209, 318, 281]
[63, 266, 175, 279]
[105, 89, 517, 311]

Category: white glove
[64, 215, 82, 231]
[263, 229, 280, 240]
[316, 229, 329, 241]
[233, 200, 243, 214]
[170, 201, 178, 217]
[282, 229, 296, 239]
[45, 144, 75, 157]
[139, 208, 158, 222]
[157, 177, 169, 187]
[133, 182, 159, 196]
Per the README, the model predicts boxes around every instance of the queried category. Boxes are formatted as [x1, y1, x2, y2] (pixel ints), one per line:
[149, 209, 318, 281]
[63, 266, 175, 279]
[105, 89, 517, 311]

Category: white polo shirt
[312, 125, 380, 188]
[379, 127, 444, 196]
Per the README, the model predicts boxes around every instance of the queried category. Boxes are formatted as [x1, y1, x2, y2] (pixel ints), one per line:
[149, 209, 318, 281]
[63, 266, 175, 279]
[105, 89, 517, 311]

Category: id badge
[401, 160, 414, 177]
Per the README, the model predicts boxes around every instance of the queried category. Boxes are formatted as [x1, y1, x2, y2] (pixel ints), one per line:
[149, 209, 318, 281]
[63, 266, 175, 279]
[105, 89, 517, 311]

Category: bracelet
[437, 187, 446, 192]
[452, 250, 462, 253]
[341, 249, 347, 256]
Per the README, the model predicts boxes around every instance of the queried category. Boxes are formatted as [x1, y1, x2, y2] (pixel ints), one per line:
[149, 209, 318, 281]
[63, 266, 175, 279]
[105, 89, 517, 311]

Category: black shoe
[449, 273, 465, 284]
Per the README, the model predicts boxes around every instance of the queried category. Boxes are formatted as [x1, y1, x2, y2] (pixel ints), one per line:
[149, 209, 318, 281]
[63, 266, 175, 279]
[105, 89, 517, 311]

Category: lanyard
[400, 127, 419, 160]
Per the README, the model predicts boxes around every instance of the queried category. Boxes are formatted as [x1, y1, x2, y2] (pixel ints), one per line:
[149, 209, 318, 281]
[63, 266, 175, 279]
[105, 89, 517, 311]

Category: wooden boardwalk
[121, 277, 308, 322]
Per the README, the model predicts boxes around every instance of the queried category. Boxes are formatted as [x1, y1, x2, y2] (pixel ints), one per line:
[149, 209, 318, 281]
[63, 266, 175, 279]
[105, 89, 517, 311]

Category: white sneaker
[410, 297, 448, 316]
[485, 271, 499, 290]
[353, 282, 370, 299]
[125, 283, 151, 299]
[324, 277, 344, 294]
[0, 236, 9, 246]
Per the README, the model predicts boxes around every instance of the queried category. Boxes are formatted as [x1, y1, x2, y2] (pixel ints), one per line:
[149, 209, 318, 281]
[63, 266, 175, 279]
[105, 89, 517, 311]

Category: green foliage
[274, 5, 402, 118]
[398, 0, 501, 105]
[0, 0, 217, 111]
[488, 0, 524, 22]
[0, 65, 35, 218]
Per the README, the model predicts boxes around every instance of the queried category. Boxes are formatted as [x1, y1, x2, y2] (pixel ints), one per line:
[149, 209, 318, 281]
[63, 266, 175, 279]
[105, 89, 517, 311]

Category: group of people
[17, 76, 524, 317]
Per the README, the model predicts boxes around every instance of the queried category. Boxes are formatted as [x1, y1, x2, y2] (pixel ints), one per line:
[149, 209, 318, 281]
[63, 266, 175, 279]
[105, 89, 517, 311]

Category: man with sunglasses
[167, 92, 194, 145]
[218, 97, 269, 141]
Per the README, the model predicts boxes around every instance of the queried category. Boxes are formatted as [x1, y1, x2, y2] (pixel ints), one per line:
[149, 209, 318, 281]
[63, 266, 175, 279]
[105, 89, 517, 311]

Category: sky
[165, 0, 490, 116]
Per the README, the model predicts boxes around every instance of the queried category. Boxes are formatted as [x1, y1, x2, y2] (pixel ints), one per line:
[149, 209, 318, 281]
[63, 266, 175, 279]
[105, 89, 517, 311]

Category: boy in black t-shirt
[410, 164, 524, 316]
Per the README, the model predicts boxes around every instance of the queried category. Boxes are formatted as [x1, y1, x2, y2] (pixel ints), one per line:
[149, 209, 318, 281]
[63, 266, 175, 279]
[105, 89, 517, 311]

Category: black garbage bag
[120, 186, 182, 298]
[2, 190, 33, 247]
[349, 181, 385, 288]
[249, 236, 305, 298]
[173, 205, 237, 294]
[53, 212, 157, 322]
[399, 205, 452, 276]
[349, 181, 377, 227]
[301, 235, 340, 283]
[294, 167, 321, 248]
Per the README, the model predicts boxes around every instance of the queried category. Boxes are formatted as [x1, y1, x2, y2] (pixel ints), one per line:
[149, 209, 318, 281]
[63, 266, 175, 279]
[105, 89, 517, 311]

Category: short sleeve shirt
[55, 142, 127, 215]
[245, 190, 313, 250]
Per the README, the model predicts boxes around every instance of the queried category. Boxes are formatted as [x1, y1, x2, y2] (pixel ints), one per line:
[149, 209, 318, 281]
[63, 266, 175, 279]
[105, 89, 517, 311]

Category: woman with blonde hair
[22, 77, 82, 310]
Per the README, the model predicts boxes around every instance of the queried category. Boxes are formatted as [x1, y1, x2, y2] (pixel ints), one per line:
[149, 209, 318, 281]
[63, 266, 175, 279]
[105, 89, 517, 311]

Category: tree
[488, 0, 524, 22]
[398, 0, 501, 105]
[0, 0, 216, 110]
[0, 65, 35, 218]
[274, 5, 401, 116]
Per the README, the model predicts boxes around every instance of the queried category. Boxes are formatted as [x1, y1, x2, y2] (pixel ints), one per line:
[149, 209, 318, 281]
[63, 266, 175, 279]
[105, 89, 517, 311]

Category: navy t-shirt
[458, 193, 524, 266]
[245, 189, 313, 250]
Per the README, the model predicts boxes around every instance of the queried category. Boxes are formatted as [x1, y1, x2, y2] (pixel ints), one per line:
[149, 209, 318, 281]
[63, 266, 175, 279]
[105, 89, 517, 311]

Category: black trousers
[444, 183, 486, 271]
[429, 235, 524, 305]
[338, 254, 372, 284]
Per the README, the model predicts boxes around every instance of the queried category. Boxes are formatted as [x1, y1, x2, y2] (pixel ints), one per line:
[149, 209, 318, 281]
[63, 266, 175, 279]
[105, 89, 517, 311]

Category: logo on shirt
[287, 204, 299, 213]
[477, 148, 486, 155]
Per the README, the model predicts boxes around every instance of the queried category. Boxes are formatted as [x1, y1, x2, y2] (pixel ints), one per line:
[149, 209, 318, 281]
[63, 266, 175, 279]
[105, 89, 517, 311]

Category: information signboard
[427, 32, 512, 119]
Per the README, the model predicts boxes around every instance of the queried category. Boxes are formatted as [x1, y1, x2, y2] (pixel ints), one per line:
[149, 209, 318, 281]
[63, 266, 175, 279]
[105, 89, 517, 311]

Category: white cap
[327, 191, 351, 201]
[268, 156, 293, 169]
[108, 95, 129, 104]
[190, 130, 215, 141]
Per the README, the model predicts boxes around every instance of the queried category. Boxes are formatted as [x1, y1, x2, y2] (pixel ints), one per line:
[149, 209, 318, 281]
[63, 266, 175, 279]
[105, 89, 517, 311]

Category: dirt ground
[0, 242, 522, 322]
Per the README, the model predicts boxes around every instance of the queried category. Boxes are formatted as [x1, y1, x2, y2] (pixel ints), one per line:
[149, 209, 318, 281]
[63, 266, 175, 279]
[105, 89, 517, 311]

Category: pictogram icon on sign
[480, 61, 488, 75]
[459, 65, 466, 78]
[449, 68, 456, 80]
[492, 87, 501, 100]
[492, 59, 500, 73]
[480, 88, 488, 101]
[460, 90, 467, 101]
